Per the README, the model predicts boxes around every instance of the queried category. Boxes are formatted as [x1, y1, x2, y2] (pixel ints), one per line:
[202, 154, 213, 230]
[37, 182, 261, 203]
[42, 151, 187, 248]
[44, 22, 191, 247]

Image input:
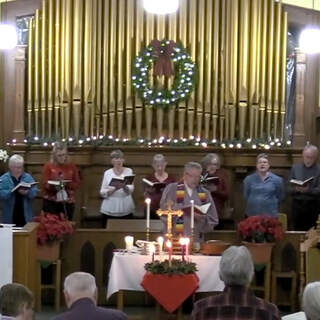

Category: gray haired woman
[0, 154, 39, 226]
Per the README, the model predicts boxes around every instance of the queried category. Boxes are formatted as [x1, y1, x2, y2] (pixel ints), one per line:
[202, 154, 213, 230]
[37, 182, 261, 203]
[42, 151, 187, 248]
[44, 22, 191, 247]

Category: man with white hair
[191, 246, 279, 320]
[160, 162, 218, 245]
[0, 154, 39, 226]
[303, 281, 320, 320]
[53, 272, 127, 320]
[288, 144, 320, 230]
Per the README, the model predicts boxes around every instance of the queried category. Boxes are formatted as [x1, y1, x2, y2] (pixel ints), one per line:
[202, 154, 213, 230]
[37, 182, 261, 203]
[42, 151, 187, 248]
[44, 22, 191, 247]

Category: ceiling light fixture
[0, 1, 17, 50]
[143, 0, 180, 15]
[299, 0, 320, 54]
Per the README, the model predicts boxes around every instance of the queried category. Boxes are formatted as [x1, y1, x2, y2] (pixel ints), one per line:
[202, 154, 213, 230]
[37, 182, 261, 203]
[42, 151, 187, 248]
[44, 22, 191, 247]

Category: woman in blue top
[243, 153, 284, 217]
[0, 154, 39, 226]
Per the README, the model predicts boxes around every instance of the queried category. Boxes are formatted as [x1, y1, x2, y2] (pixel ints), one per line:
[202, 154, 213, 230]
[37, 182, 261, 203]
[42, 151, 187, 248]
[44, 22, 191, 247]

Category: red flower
[34, 212, 75, 245]
[238, 215, 284, 243]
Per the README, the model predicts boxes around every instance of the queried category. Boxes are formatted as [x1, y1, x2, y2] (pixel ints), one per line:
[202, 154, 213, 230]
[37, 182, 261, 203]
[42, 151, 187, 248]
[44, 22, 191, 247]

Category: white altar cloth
[107, 253, 224, 299]
[0, 227, 13, 287]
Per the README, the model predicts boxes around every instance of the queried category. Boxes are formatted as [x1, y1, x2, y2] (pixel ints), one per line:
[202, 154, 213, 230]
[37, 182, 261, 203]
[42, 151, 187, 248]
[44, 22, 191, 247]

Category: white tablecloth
[0, 228, 13, 287]
[107, 253, 224, 299]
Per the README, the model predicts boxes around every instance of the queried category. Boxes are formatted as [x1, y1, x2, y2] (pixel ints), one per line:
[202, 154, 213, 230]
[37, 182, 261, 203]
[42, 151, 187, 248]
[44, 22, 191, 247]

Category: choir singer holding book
[143, 154, 176, 219]
[201, 153, 230, 229]
[42, 142, 81, 220]
[243, 153, 284, 218]
[100, 150, 135, 228]
[0, 154, 39, 226]
[160, 162, 218, 246]
[288, 144, 320, 231]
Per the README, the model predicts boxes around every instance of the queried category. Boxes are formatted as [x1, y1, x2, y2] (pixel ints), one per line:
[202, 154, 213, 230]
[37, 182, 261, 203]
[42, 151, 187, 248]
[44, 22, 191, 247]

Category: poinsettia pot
[37, 241, 60, 261]
[242, 241, 274, 264]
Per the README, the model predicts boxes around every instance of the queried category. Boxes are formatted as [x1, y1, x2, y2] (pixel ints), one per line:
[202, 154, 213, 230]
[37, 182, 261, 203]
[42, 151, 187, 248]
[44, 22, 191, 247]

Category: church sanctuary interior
[2, 0, 320, 319]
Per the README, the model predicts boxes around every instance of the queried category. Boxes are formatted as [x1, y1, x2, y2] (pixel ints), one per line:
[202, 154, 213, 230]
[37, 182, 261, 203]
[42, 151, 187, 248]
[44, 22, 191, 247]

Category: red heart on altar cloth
[141, 272, 199, 313]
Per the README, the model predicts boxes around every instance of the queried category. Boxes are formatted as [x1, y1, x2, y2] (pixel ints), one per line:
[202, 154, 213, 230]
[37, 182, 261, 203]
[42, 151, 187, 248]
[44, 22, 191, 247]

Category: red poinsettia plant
[34, 212, 74, 245]
[238, 215, 284, 243]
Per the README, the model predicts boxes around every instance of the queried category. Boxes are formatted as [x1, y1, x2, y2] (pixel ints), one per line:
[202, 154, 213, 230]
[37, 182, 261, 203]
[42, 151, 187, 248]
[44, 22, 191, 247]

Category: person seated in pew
[302, 281, 320, 320]
[243, 153, 284, 218]
[191, 246, 280, 320]
[143, 154, 176, 219]
[42, 142, 81, 220]
[100, 150, 135, 228]
[53, 272, 128, 320]
[0, 282, 34, 320]
[201, 153, 230, 229]
[160, 161, 218, 247]
[0, 154, 39, 227]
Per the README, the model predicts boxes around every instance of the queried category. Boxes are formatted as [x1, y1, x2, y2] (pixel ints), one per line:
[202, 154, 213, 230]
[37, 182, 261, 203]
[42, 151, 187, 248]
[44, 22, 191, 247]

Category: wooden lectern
[13, 223, 38, 301]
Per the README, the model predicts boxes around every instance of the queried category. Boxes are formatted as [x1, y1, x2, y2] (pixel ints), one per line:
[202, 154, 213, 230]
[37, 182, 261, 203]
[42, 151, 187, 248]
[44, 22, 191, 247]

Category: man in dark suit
[53, 272, 127, 320]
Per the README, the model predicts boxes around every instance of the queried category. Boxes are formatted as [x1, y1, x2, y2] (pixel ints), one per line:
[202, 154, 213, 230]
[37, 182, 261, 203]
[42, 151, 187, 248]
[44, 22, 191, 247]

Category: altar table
[107, 252, 224, 311]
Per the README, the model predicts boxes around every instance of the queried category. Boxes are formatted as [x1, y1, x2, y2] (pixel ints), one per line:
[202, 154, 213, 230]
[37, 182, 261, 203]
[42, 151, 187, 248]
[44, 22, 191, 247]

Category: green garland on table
[132, 40, 196, 107]
[144, 259, 197, 275]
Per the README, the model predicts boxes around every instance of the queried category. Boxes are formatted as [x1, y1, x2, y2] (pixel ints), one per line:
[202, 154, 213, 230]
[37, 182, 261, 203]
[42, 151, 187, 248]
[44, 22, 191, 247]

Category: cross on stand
[156, 200, 183, 240]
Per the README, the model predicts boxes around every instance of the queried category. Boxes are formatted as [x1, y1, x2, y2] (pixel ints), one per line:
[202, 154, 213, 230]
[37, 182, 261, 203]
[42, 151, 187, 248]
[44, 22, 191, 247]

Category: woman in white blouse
[100, 149, 135, 227]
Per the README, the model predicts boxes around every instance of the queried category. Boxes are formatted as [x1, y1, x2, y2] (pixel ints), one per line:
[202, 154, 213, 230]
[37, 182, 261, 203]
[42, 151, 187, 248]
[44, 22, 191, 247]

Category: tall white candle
[145, 198, 151, 229]
[185, 237, 190, 261]
[157, 236, 164, 261]
[190, 200, 194, 229]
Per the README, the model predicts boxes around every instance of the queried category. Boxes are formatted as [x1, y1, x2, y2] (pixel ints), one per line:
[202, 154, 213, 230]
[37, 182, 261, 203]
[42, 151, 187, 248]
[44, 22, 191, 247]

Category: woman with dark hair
[100, 150, 135, 227]
[243, 153, 284, 217]
[42, 142, 81, 220]
[201, 153, 229, 229]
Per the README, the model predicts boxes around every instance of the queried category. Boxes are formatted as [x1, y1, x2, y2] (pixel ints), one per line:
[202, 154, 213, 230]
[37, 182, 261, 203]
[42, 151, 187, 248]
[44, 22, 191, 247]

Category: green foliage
[132, 39, 196, 107]
[144, 259, 197, 275]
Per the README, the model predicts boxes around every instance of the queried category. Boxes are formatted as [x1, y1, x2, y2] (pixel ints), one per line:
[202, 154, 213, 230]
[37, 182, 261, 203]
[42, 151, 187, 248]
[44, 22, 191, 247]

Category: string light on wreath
[132, 39, 196, 107]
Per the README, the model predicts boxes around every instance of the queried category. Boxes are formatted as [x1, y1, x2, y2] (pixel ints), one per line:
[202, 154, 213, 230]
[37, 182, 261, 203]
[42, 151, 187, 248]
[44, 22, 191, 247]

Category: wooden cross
[156, 200, 183, 239]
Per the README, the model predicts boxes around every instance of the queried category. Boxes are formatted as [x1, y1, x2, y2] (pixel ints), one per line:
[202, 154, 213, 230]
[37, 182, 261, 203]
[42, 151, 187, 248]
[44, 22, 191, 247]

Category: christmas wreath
[132, 39, 196, 107]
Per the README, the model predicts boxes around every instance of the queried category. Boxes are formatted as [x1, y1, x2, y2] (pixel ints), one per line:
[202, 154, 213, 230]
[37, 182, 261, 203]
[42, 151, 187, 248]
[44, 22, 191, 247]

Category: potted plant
[34, 212, 74, 261]
[0, 149, 9, 174]
[238, 215, 284, 264]
[142, 259, 199, 313]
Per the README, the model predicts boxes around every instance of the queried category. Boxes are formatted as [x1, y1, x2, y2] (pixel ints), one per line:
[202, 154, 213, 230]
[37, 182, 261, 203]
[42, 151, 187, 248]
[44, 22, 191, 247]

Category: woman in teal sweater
[0, 154, 39, 226]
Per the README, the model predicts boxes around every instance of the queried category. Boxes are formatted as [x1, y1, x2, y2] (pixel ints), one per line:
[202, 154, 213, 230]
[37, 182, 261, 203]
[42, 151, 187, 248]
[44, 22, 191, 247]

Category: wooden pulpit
[13, 222, 38, 299]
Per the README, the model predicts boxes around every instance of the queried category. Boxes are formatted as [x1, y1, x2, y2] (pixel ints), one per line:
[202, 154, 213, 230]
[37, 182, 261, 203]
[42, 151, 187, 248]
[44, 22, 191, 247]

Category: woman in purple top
[144, 154, 176, 219]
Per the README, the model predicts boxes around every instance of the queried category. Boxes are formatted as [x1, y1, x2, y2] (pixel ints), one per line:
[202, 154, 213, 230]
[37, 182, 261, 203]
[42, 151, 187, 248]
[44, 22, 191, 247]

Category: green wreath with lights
[132, 39, 196, 107]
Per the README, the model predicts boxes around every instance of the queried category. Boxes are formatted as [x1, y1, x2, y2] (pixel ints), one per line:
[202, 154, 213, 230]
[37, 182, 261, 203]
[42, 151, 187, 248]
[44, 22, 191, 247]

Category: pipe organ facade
[26, 0, 288, 142]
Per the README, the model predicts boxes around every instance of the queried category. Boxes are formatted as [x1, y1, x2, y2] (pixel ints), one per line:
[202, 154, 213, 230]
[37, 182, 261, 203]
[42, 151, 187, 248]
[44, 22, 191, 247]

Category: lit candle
[179, 237, 186, 261]
[166, 240, 172, 267]
[185, 237, 190, 261]
[190, 200, 194, 229]
[145, 198, 151, 229]
[124, 235, 134, 251]
[157, 236, 164, 261]
[150, 244, 156, 262]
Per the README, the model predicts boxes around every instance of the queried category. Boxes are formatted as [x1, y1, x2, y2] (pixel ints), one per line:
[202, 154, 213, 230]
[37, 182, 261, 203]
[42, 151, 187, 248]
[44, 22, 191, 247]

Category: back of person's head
[303, 281, 320, 320]
[219, 246, 254, 286]
[63, 272, 97, 308]
[0, 283, 33, 318]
